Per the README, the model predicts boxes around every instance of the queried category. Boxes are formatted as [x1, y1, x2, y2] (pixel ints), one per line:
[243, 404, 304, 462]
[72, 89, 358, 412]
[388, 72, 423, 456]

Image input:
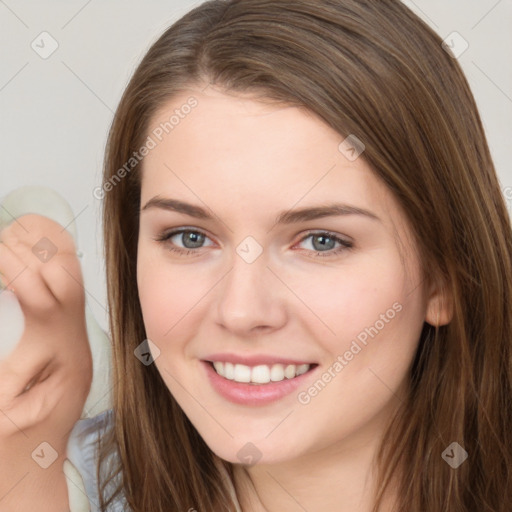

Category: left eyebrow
[275, 203, 381, 224]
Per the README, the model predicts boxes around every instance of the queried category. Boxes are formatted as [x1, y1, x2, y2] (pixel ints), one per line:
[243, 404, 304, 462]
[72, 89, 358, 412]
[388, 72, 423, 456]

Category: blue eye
[155, 229, 214, 252]
[297, 232, 353, 256]
[175, 231, 206, 249]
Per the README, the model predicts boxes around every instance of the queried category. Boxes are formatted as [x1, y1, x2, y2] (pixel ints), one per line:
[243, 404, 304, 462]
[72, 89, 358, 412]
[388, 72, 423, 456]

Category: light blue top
[67, 410, 241, 512]
[67, 409, 128, 511]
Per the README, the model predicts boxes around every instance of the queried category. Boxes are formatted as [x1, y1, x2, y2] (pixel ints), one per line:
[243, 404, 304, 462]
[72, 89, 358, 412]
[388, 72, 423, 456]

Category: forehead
[146, 87, 338, 167]
[141, 87, 398, 227]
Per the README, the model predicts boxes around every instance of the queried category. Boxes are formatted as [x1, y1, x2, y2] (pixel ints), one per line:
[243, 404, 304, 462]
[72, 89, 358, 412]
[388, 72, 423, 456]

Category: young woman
[2, 0, 511, 510]
[93, 0, 512, 510]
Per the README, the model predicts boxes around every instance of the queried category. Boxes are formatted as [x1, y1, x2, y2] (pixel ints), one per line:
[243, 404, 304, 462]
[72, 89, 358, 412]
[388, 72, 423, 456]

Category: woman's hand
[0, 214, 93, 512]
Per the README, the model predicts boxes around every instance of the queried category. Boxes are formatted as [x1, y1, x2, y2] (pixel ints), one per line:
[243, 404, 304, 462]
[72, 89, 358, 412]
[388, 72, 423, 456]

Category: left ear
[424, 276, 453, 327]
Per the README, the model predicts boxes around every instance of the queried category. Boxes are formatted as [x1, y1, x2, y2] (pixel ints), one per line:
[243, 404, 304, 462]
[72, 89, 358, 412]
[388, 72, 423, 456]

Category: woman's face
[137, 86, 439, 465]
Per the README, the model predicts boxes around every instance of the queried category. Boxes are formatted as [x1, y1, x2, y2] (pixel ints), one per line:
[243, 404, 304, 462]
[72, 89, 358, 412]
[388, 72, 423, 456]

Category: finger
[0, 240, 56, 311]
[0, 335, 56, 396]
[1, 215, 84, 306]
[39, 252, 85, 306]
[0, 354, 61, 433]
[1, 213, 77, 257]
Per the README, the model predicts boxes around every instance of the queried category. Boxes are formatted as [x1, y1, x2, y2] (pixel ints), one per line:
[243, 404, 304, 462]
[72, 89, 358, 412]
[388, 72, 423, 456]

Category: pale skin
[0, 215, 92, 512]
[137, 86, 452, 511]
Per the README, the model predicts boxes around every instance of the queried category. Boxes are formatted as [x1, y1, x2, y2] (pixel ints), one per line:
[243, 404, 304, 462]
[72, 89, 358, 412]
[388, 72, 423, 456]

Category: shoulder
[67, 409, 128, 511]
[66, 412, 240, 511]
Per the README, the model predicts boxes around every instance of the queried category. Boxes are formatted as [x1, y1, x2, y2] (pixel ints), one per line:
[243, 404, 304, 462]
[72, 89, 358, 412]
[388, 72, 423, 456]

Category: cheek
[136, 249, 214, 342]
[284, 251, 424, 360]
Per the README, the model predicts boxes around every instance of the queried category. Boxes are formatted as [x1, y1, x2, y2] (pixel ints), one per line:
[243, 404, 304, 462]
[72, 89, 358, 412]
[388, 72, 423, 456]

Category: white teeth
[270, 364, 285, 382]
[284, 365, 296, 379]
[296, 364, 309, 376]
[234, 364, 251, 383]
[212, 362, 311, 384]
[224, 362, 235, 380]
[251, 365, 271, 384]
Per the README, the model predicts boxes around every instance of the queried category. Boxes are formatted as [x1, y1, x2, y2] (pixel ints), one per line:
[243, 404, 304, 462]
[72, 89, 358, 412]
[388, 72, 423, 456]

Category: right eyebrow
[140, 197, 213, 219]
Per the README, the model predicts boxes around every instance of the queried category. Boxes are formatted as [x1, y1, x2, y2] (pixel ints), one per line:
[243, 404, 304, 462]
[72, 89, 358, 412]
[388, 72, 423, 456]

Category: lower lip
[202, 361, 317, 406]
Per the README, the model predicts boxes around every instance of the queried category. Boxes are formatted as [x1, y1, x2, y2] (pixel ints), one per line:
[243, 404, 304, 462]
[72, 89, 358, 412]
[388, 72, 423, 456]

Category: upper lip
[203, 353, 316, 367]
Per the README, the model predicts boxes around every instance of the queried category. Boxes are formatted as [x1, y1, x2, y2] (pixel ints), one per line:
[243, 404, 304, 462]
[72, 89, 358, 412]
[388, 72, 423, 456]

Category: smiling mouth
[207, 361, 318, 384]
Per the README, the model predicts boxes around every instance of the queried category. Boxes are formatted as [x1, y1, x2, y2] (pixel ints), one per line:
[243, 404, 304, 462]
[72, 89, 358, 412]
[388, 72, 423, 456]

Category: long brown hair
[98, 0, 512, 510]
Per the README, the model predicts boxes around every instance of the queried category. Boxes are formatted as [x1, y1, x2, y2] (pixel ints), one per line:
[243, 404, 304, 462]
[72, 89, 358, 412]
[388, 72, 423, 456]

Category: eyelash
[154, 228, 353, 258]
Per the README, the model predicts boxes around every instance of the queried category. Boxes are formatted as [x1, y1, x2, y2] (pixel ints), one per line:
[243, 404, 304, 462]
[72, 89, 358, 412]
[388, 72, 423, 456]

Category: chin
[202, 434, 298, 467]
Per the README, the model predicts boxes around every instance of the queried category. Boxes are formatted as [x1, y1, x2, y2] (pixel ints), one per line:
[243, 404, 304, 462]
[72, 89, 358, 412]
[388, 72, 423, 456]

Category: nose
[214, 252, 288, 337]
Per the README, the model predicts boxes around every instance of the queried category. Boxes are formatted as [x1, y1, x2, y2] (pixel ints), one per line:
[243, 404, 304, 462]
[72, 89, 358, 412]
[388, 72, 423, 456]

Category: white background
[1, 0, 511, 331]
